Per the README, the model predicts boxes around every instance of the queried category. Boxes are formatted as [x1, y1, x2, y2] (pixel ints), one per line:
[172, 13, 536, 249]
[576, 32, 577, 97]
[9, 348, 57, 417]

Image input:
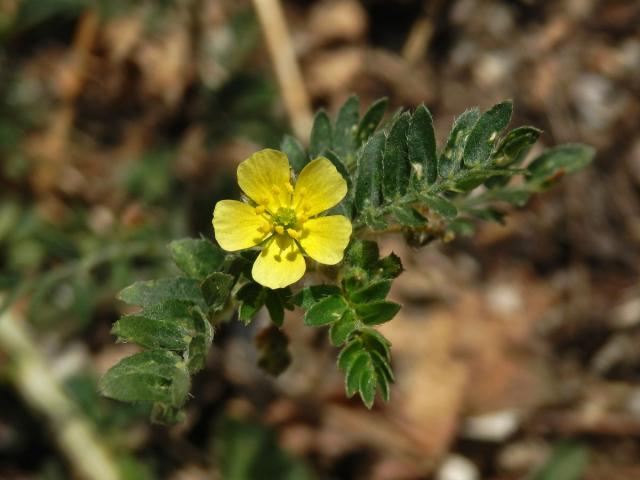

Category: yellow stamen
[298, 187, 307, 197]
[275, 225, 285, 235]
[259, 223, 273, 234]
[285, 182, 294, 193]
[287, 228, 300, 240]
[255, 205, 266, 215]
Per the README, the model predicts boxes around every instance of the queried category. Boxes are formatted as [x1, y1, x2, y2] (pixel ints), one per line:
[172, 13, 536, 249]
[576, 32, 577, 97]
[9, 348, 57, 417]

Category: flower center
[273, 207, 298, 229]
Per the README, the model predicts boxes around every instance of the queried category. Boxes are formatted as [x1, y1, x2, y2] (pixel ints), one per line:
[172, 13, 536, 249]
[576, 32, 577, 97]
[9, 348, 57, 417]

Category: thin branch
[251, 0, 313, 143]
[0, 306, 121, 480]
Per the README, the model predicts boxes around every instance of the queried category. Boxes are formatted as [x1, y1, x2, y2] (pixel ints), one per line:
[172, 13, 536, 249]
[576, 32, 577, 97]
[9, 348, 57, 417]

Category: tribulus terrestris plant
[99, 96, 594, 423]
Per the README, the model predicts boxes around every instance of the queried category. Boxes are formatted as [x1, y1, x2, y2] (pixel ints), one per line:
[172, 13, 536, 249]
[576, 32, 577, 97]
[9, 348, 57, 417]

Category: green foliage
[101, 238, 235, 423]
[102, 96, 594, 418]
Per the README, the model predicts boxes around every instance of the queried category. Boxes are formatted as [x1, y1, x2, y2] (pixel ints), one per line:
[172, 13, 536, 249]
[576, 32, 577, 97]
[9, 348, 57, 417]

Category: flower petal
[293, 157, 347, 217]
[237, 149, 292, 212]
[299, 215, 352, 265]
[213, 200, 270, 251]
[252, 235, 306, 289]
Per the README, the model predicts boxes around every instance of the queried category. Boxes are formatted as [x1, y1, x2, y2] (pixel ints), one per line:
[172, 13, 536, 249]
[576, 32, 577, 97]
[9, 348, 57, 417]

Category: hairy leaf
[333, 95, 359, 160]
[169, 238, 226, 280]
[463, 100, 513, 167]
[329, 310, 358, 346]
[354, 131, 385, 214]
[408, 105, 438, 185]
[292, 285, 342, 310]
[99, 350, 190, 406]
[355, 301, 401, 325]
[236, 282, 265, 324]
[382, 112, 411, 200]
[439, 108, 480, 178]
[118, 277, 205, 309]
[422, 194, 458, 219]
[304, 294, 348, 326]
[281, 134, 308, 173]
[527, 144, 595, 187]
[309, 110, 332, 159]
[391, 205, 428, 227]
[201, 272, 234, 311]
[356, 97, 387, 146]
[350, 280, 392, 304]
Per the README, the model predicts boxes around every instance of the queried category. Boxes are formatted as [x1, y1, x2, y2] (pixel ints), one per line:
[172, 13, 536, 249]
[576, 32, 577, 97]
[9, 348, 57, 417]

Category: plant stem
[0, 305, 121, 480]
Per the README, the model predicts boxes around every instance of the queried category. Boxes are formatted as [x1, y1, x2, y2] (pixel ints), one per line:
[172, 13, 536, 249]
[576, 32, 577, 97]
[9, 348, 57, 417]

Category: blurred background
[1, 0, 639, 478]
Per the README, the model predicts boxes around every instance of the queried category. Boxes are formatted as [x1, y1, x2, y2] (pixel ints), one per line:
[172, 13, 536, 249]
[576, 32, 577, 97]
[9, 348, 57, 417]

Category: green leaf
[118, 277, 205, 309]
[309, 110, 332, 159]
[374, 364, 390, 403]
[452, 168, 517, 192]
[533, 443, 589, 480]
[360, 327, 392, 360]
[338, 339, 363, 372]
[390, 205, 427, 227]
[408, 105, 437, 185]
[439, 108, 480, 178]
[329, 310, 357, 346]
[350, 280, 392, 304]
[323, 150, 351, 188]
[491, 126, 541, 168]
[355, 301, 401, 326]
[481, 187, 531, 206]
[382, 112, 411, 201]
[304, 294, 348, 326]
[527, 144, 595, 186]
[354, 131, 385, 213]
[373, 253, 403, 280]
[356, 97, 387, 146]
[346, 353, 369, 397]
[236, 282, 265, 324]
[99, 350, 190, 406]
[292, 284, 341, 309]
[344, 240, 380, 270]
[264, 289, 285, 327]
[358, 368, 377, 408]
[112, 301, 205, 351]
[168, 238, 226, 280]
[422, 194, 458, 219]
[371, 350, 394, 382]
[201, 272, 234, 311]
[280, 134, 308, 173]
[333, 95, 359, 160]
[463, 100, 513, 167]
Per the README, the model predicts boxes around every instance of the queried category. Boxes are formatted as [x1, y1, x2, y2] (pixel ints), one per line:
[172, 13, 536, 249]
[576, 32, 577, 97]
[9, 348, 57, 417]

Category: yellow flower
[212, 149, 352, 289]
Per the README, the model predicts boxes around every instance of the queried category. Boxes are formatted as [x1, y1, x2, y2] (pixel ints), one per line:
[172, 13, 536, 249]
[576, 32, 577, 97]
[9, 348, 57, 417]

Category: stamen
[275, 225, 285, 235]
[271, 186, 280, 195]
[298, 187, 307, 197]
[255, 205, 266, 215]
[287, 228, 300, 240]
[285, 182, 294, 193]
[259, 223, 272, 234]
